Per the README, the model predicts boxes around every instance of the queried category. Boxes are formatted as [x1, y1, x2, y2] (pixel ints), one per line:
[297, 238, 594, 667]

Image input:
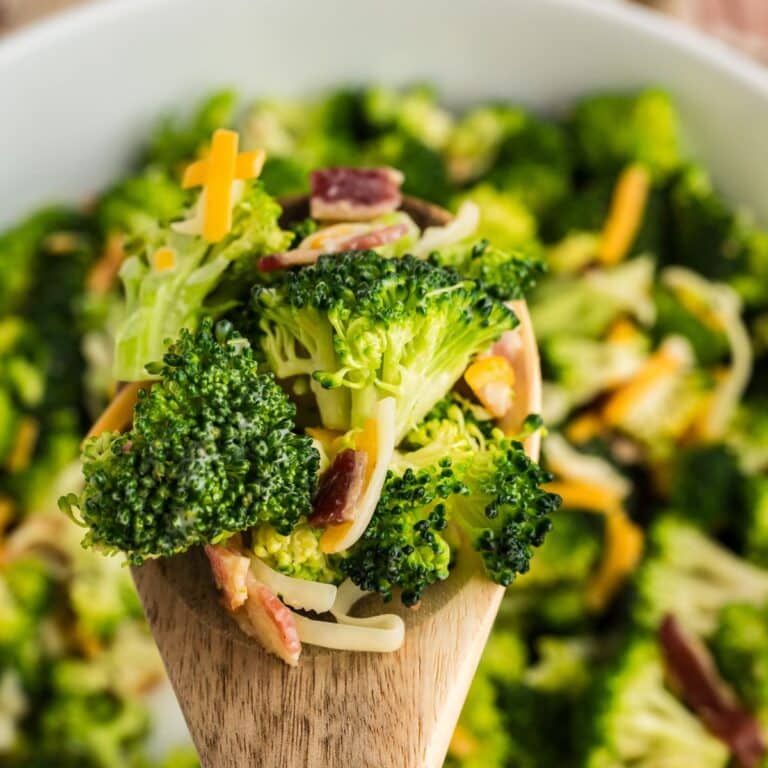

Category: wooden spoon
[132, 195, 543, 768]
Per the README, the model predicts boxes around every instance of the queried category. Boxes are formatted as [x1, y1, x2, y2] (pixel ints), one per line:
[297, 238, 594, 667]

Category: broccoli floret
[529, 256, 655, 342]
[569, 88, 684, 180]
[457, 184, 538, 249]
[669, 443, 750, 537]
[634, 517, 768, 636]
[252, 250, 516, 440]
[710, 601, 768, 723]
[665, 165, 768, 306]
[251, 521, 342, 584]
[487, 114, 571, 217]
[341, 460, 456, 605]
[428, 238, 546, 301]
[113, 182, 291, 381]
[745, 476, 768, 568]
[145, 90, 237, 172]
[96, 168, 188, 238]
[60, 320, 319, 564]
[583, 635, 729, 768]
[403, 396, 559, 588]
[445, 105, 525, 184]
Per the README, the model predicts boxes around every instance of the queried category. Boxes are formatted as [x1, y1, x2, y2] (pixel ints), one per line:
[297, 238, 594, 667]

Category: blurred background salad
[1, 2, 768, 767]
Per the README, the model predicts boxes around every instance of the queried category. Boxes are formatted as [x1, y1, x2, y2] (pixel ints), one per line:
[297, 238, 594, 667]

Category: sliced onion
[412, 201, 480, 258]
[249, 556, 337, 614]
[293, 580, 405, 653]
[320, 397, 397, 554]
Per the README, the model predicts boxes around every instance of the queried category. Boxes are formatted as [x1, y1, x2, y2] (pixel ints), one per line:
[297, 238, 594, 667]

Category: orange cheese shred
[464, 355, 516, 418]
[599, 163, 651, 266]
[151, 246, 177, 273]
[6, 418, 39, 473]
[84, 381, 153, 444]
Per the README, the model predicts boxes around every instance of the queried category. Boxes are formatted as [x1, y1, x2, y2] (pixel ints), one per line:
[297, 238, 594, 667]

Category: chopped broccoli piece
[669, 443, 750, 537]
[60, 321, 319, 564]
[341, 460, 455, 605]
[96, 168, 188, 238]
[113, 182, 291, 381]
[710, 601, 768, 723]
[634, 517, 768, 636]
[583, 635, 729, 768]
[569, 88, 684, 180]
[456, 184, 538, 249]
[252, 250, 517, 440]
[529, 256, 655, 341]
[145, 90, 238, 172]
[487, 114, 571, 216]
[251, 521, 342, 584]
[428, 238, 546, 301]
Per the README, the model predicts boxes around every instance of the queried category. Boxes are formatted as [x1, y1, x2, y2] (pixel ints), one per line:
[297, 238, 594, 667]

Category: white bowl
[1, 0, 767, 229]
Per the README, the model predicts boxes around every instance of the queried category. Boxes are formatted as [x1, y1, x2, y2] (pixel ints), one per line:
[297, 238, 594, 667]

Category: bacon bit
[239, 574, 302, 666]
[310, 167, 404, 221]
[83, 381, 153, 444]
[257, 249, 322, 272]
[204, 543, 251, 612]
[6, 417, 39, 473]
[309, 449, 368, 527]
[464, 355, 516, 418]
[660, 614, 767, 768]
[339, 222, 409, 250]
[87, 233, 126, 295]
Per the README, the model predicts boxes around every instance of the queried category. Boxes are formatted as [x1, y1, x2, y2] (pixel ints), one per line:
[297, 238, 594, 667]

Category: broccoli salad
[0, 84, 765, 766]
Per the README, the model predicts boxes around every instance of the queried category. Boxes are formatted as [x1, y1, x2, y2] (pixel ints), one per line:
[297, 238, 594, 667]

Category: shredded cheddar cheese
[545, 477, 644, 611]
[602, 341, 686, 427]
[181, 131, 266, 242]
[151, 246, 177, 273]
[599, 163, 651, 266]
[586, 510, 644, 611]
[6, 418, 39, 473]
[464, 355, 516, 418]
[565, 413, 604, 445]
[84, 381, 153, 444]
[606, 318, 640, 344]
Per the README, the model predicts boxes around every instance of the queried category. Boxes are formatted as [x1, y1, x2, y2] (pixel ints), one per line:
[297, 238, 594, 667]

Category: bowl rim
[1, 0, 767, 95]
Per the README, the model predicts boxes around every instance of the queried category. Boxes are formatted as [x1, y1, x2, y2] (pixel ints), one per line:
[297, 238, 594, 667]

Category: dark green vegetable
[60, 320, 318, 564]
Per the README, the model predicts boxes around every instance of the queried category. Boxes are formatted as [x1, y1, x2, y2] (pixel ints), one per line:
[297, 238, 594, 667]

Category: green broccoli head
[252, 250, 517, 441]
[584, 635, 729, 768]
[634, 517, 768, 636]
[251, 521, 342, 584]
[405, 395, 558, 588]
[60, 320, 319, 564]
[569, 88, 684, 180]
[113, 182, 291, 382]
[428, 238, 546, 302]
[710, 602, 768, 723]
[341, 461, 456, 606]
[447, 435, 558, 586]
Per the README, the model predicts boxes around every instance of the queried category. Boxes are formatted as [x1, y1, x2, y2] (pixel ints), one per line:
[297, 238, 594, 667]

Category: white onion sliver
[412, 201, 480, 258]
[293, 579, 405, 653]
[250, 557, 337, 614]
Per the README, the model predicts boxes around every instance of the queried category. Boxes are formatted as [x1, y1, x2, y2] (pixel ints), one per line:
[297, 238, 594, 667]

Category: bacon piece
[339, 222, 410, 251]
[310, 167, 404, 221]
[227, 574, 302, 666]
[257, 249, 322, 272]
[660, 614, 767, 768]
[205, 543, 251, 612]
[309, 448, 368, 527]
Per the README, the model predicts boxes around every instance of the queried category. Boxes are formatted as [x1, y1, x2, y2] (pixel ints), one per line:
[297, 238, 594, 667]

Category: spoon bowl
[132, 195, 542, 768]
